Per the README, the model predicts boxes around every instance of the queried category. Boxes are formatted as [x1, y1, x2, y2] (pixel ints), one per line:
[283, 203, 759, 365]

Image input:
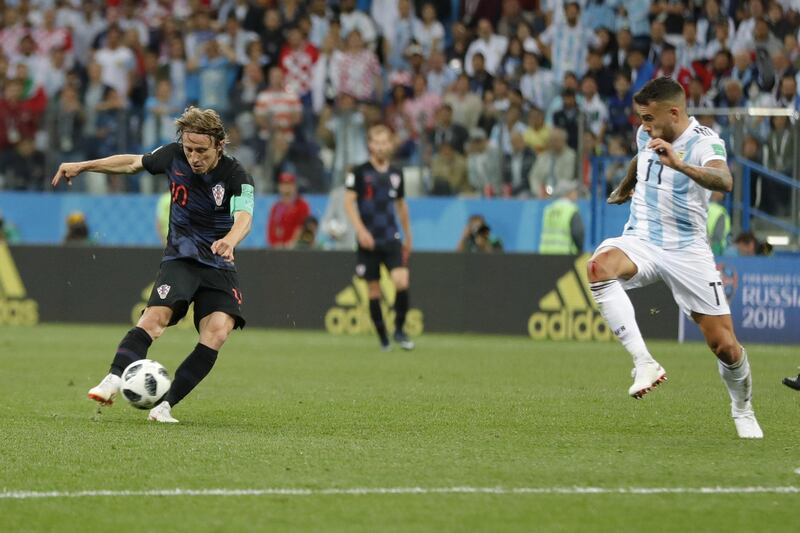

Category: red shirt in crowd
[267, 196, 310, 247]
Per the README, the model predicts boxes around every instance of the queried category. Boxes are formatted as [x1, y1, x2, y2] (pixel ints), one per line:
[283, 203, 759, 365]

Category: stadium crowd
[0, 0, 798, 203]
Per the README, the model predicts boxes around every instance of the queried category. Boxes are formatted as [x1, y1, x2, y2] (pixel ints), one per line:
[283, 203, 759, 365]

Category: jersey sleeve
[229, 163, 255, 216]
[696, 135, 728, 166]
[142, 143, 180, 175]
[345, 166, 362, 194]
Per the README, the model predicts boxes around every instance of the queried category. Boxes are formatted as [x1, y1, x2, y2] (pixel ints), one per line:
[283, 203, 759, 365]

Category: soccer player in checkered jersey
[344, 125, 415, 351]
[587, 77, 763, 438]
[51, 107, 254, 423]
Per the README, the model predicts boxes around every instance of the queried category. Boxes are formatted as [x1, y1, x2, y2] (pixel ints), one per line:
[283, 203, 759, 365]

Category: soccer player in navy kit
[344, 125, 415, 351]
[51, 107, 254, 423]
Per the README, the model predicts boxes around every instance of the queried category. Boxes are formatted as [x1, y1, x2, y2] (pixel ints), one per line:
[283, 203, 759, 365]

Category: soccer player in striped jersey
[587, 77, 763, 439]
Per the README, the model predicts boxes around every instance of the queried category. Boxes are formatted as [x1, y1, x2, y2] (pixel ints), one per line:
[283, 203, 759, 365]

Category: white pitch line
[1, 487, 799, 500]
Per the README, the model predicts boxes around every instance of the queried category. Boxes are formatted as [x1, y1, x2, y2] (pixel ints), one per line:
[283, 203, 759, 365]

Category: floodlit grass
[0, 324, 797, 532]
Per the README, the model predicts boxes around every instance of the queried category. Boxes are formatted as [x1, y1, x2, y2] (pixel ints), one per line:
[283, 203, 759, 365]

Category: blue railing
[735, 157, 800, 236]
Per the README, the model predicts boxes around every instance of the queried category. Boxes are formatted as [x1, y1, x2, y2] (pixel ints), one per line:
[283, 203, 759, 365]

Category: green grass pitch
[0, 324, 798, 532]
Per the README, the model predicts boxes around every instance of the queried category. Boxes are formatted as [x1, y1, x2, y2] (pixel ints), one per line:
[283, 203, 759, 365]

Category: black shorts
[146, 259, 246, 331]
[356, 241, 405, 281]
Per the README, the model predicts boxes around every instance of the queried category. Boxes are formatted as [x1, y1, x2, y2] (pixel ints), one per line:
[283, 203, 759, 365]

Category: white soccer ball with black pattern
[120, 360, 171, 409]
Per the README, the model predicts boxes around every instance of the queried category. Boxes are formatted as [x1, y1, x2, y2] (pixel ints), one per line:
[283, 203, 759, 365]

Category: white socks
[718, 348, 753, 414]
[590, 280, 655, 367]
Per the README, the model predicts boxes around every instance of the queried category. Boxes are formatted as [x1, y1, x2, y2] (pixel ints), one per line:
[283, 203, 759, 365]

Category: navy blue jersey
[142, 143, 254, 271]
[346, 162, 405, 247]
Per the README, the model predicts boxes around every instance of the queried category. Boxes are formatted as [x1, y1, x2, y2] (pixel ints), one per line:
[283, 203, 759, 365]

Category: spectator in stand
[528, 128, 577, 198]
[267, 172, 310, 249]
[255, 66, 302, 187]
[553, 89, 580, 150]
[317, 92, 368, 187]
[403, 74, 441, 155]
[9, 33, 49, 89]
[93, 25, 135, 103]
[339, 0, 377, 48]
[654, 45, 693, 94]
[162, 36, 189, 110]
[385, 80, 415, 161]
[188, 39, 237, 120]
[763, 115, 795, 216]
[705, 20, 733, 60]
[46, 83, 84, 177]
[142, 79, 180, 153]
[626, 46, 655, 94]
[279, 25, 319, 126]
[497, 0, 534, 38]
[613, 1, 650, 40]
[538, 1, 598, 82]
[585, 49, 615, 99]
[505, 131, 535, 197]
[279, 0, 304, 27]
[500, 37, 525, 85]
[232, 62, 266, 125]
[477, 89, 498, 137]
[714, 79, 748, 123]
[445, 73, 483, 130]
[430, 142, 470, 195]
[523, 106, 551, 154]
[429, 104, 468, 155]
[776, 74, 800, 110]
[580, 76, 608, 142]
[489, 104, 527, 156]
[424, 50, 453, 95]
[646, 19, 668, 67]
[92, 87, 128, 192]
[33, 8, 72, 58]
[707, 50, 734, 100]
[337, 29, 381, 103]
[260, 8, 285, 63]
[415, 2, 445, 58]
[519, 52, 556, 112]
[466, 128, 502, 197]
[446, 21, 471, 70]
[307, 0, 331, 48]
[607, 72, 634, 138]
[697, 0, 735, 47]
[612, 27, 634, 72]
[745, 18, 783, 57]
[464, 18, 508, 77]
[384, 0, 419, 71]
[217, 16, 259, 67]
[687, 77, 713, 108]
[0, 137, 46, 190]
[766, 2, 794, 41]
[732, 0, 766, 54]
[676, 20, 707, 71]
[0, 6, 27, 59]
[467, 52, 495, 98]
[0, 78, 44, 153]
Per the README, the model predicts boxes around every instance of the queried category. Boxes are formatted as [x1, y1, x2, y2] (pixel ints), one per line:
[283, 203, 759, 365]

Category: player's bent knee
[587, 255, 612, 282]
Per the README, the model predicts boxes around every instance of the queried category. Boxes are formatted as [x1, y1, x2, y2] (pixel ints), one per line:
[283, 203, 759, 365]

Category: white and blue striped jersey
[623, 117, 728, 250]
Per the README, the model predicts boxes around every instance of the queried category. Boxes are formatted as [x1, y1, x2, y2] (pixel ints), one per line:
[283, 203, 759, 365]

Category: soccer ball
[120, 360, 171, 409]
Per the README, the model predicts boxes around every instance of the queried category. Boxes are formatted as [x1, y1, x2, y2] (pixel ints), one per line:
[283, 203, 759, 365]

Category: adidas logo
[0, 242, 39, 325]
[325, 265, 423, 335]
[528, 254, 611, 341]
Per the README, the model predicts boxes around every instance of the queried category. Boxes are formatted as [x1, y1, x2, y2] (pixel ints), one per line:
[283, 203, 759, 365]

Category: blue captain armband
[230, 184, 254, 216]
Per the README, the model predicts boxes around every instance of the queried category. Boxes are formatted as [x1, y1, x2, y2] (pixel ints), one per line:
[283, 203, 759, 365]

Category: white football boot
[148, 401, 179, 423]
[732, 406, 763, 439]
[87, 373, 122, 406]
[628, 361, 667, 399]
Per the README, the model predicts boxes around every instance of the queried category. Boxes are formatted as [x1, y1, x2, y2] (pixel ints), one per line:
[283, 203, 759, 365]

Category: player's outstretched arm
[608, 155, 638, 204]
[51, 155, 144, 187]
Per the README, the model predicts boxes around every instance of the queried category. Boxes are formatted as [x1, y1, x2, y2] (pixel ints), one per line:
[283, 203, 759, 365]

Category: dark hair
[633, 77, 684, 106]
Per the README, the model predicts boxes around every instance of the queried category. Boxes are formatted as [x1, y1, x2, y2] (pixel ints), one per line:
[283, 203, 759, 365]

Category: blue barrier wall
[0, 192, 631, 252]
